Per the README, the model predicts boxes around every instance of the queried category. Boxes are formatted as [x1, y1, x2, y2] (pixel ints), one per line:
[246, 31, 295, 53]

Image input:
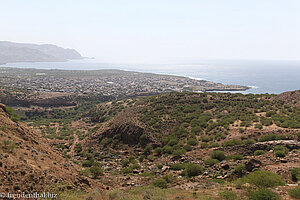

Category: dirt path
[69, 133, 79, 155]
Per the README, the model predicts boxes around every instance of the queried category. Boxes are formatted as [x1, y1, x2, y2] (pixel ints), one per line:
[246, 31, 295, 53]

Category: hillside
[1, 91, 299, 199]
[0, 103, 102, 195]
[0, 41, 83, 64]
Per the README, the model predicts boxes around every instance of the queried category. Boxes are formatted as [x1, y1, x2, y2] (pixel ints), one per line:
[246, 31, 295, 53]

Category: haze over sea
[1, 59, 299, 94]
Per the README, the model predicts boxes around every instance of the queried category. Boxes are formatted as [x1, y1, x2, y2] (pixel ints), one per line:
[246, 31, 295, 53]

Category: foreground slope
[0, 103, 101, 193]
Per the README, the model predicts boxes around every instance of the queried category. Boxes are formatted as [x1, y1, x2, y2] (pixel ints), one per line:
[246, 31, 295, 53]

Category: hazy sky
[1, 0, 300, 63]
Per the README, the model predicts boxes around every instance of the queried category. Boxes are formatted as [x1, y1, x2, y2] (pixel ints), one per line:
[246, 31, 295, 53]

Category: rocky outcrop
[218, 140, 300, 155]
[101, 123, 145, 145]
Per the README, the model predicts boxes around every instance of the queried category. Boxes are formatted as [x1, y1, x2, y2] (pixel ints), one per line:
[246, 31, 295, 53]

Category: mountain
[0, 103, 102, 194]
[0, 41, 83, 64]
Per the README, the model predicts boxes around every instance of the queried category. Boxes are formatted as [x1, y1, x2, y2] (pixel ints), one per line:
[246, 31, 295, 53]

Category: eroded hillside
[0, 103, 102, 195]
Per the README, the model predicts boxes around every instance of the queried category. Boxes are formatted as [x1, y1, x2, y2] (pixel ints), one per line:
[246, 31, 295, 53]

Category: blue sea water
[1, 59, 299, 94]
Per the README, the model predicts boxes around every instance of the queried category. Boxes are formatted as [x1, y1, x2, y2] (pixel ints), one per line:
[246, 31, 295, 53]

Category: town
[0, 67, 248, 99]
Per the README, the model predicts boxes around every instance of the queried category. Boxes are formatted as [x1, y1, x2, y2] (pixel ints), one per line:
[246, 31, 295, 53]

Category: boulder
[245, 159, 261, 172]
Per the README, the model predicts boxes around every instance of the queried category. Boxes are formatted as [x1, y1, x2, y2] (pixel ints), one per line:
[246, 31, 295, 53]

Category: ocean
[1, 59, 299, 94]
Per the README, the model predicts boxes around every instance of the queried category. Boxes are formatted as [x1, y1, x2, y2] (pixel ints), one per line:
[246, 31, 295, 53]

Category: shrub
[152, 178, 167, 189]
[255, 124, 263, 129]
[243, 139, 256, 145]
[82, 160, 94, 167]
[297, 132, 300, 141]
[154, 147, 163, 155]
[273, 145, 289, 153]
[121, 167, 133, 174]
[200, 142, 209, 149]
[168, 138, 179, 146]
[162, 175, 175, 183]
[186, 164, 203, 177]
[6, 106, 20, 122]
[172, 149, 186, 158]
[250, 188, 279, 200]
[162, 145, 173, 154]
[0, 140, 17, 153]
[187, 138, 199, 146]
[254, 150, 266, 156]
[144, 144, 152, 155]
[259, 134, 287, 142]
[289, 187, 300, 199]
[275, 150, 286, 157]
[204, 158, 219, 166]
[170, 163, 185, 170]
[228, 154, 243, 161]
[241, 171, 285, 188]
[218, 190, 237, 200]
[273, 146, 288, 157]
[234, 164, 246, 177]
[131, 163, 141, 170]
[89, 166, 103, 178]
[290, 168, 300, 182]
[183, 144, 192, 151]
[211, 150, 226, 161]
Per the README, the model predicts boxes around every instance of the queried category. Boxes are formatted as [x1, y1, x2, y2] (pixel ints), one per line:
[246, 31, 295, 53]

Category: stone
[245, 159, 261, 171]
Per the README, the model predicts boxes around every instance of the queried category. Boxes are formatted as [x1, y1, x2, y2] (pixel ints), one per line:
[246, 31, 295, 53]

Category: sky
[1, 0, 300, 64]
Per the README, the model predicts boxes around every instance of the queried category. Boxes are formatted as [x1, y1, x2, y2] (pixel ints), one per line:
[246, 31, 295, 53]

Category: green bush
[6, 106, 20, 122]
[162, 145, 173, 154]
[273, 145, 288, 153]
[204, 158, 219, 166]
[154, 147, 163, 155]
[211, 150, 226, 161]
[228, 154, 243, 161]
[200, 142, 209, 149]
[172, 149, 186, 158]
[185, 164, 203, 177]
[250, 188, 279, 200]
[187, 138, 199, 146]
[183, 144, 192, 151]
[241, 171, 285, 188]
[289, 187, 300, 199]
[170, 163, 186, 170]
[131, 163, 141, 169]
[275, 150, 286, 157]
[218, 190, 237, 200]
[273, 145, 288, 157]
[152, 178, 167, 189]
[291, 168, 300, 182]
[254, 150, 266, 156]
[162, 175, 175, 183]
[89, 166, 103, 178]
[121, 167, 133, 174]
[121, 159, 130, 167]
[144, 144, 152, 155]
[259, 134, 287, 142]
[234, 164, 246, 177]
[296, 132, 300, 141]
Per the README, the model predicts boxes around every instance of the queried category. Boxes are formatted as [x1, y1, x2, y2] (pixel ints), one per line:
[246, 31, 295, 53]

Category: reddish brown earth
[0, 104, 103, 194]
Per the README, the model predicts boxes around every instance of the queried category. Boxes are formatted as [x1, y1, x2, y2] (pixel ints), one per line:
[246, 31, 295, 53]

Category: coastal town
[0, 67, 248, 99]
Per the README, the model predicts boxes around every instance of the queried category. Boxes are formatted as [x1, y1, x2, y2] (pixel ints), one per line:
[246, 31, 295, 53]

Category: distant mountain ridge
[0, 41, 83, 64]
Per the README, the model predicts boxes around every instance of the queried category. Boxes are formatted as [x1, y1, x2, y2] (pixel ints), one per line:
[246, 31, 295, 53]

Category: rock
[161, 166, 169, 173]
[221, 164, 230, 170]
[245, 159, 261, 172]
